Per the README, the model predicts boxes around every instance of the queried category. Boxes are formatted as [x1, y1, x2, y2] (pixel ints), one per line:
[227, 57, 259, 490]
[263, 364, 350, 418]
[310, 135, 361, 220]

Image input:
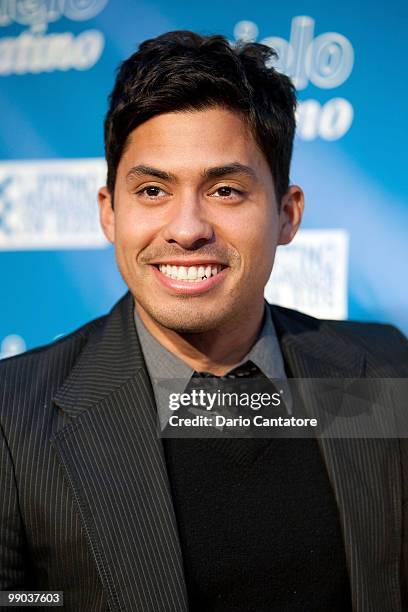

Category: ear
[277, 185, 304, 245]
[98, 186, 115, 244]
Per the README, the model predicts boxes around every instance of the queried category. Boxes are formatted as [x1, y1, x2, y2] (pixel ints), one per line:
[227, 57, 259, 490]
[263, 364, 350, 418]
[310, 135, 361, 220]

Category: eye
[210, 185, 244, 199]
[136, 185, 168, 199]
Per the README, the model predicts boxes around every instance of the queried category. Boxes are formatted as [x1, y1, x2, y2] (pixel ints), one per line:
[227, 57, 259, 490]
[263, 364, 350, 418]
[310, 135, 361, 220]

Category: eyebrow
[125, 162, 257, 183]
[203, 163, 257, 181]
[126, 165, 176, 182]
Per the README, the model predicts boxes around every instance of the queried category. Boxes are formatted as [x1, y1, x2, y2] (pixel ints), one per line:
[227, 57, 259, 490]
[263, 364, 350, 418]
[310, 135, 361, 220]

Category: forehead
[119, 107, 270, 178]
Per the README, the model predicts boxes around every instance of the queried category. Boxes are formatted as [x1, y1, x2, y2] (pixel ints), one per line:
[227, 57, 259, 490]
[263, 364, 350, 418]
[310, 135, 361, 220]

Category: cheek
[222, 206, 278, 266]
[114, 208, 160, 254]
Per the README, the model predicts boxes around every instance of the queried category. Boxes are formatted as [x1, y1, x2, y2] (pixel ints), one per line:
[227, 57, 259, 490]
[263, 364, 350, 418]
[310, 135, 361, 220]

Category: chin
[142, 300, 231, 334]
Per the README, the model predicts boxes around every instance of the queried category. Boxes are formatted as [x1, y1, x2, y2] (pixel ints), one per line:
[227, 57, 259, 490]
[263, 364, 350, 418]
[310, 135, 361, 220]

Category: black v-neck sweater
[163, 436, 352, 611]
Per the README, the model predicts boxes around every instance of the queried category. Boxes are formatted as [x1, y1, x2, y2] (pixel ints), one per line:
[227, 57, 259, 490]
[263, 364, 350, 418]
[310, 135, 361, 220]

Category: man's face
[99, 107, 303, 333]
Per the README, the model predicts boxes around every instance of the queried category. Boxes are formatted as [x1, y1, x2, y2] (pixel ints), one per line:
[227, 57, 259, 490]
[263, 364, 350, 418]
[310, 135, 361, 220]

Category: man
[1, 30, 407, 612]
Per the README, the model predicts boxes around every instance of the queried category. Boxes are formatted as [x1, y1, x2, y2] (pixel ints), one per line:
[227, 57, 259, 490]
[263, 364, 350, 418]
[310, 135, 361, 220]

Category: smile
[157, 263, 223, 282]
[151, 262, 229, 295]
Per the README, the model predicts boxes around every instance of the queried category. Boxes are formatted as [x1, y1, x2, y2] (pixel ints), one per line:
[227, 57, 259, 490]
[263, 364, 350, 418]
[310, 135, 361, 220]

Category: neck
[135, 300, 265, 376]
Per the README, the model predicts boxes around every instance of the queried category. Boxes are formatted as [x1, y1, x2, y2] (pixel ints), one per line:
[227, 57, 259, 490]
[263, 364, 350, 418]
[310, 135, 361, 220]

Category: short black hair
[104, 30, 297, 203]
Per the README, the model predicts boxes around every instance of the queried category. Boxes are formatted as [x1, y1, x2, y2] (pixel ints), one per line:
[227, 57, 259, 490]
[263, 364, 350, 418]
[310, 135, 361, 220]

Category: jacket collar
[53, 292, 144, 415]
[270, 303, 366, 379]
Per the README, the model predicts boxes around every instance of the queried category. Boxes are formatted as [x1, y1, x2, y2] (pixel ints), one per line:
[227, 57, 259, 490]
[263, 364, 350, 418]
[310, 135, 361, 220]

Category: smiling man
[1, 30, 408, 612]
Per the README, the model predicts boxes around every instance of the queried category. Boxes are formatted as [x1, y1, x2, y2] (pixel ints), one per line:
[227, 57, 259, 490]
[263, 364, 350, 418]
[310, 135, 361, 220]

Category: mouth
[150, 262, 229, 294]
[154, 263, 226, 282]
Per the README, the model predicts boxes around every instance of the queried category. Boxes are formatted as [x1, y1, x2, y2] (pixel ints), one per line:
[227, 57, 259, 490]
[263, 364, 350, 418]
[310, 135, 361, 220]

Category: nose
[162, 197, 214, 249]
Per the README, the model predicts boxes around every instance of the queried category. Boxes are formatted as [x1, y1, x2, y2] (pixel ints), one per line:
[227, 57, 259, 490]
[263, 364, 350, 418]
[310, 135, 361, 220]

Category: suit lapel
[271, 304, 402, 612]
[51, 293, 188, 612]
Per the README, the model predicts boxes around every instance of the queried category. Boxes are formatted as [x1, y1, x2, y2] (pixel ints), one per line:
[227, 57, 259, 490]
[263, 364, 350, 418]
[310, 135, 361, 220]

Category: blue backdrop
[1, 0, 407, 358]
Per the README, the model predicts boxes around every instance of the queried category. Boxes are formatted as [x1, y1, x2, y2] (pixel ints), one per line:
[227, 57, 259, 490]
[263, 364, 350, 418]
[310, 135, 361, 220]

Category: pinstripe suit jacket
[1, 291, 408, 611]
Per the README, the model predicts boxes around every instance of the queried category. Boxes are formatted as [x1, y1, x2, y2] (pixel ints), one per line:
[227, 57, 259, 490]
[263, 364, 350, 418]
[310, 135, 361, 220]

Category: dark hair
[104, 30, 297, 203]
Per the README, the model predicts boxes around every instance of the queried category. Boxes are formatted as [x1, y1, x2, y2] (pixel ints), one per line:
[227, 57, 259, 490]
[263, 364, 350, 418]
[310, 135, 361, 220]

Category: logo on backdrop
[0, 0, 108, 75]
[265, 230, 349, 321]
[234, 16, 354, 141]
[0, 158, 108, 249]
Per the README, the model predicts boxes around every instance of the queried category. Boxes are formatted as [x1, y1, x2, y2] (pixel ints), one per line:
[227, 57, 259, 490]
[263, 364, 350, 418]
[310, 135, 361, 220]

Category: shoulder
[270, 302, 407, 341]
[269, 303, 408, 372]
[0, 313, 108, 417]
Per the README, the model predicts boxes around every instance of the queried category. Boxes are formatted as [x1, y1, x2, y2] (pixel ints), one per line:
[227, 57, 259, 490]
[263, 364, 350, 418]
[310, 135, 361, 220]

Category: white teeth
[177, 266, 187, 280]
[158, 264, 223, 281]
[188, 266, 197, 280]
